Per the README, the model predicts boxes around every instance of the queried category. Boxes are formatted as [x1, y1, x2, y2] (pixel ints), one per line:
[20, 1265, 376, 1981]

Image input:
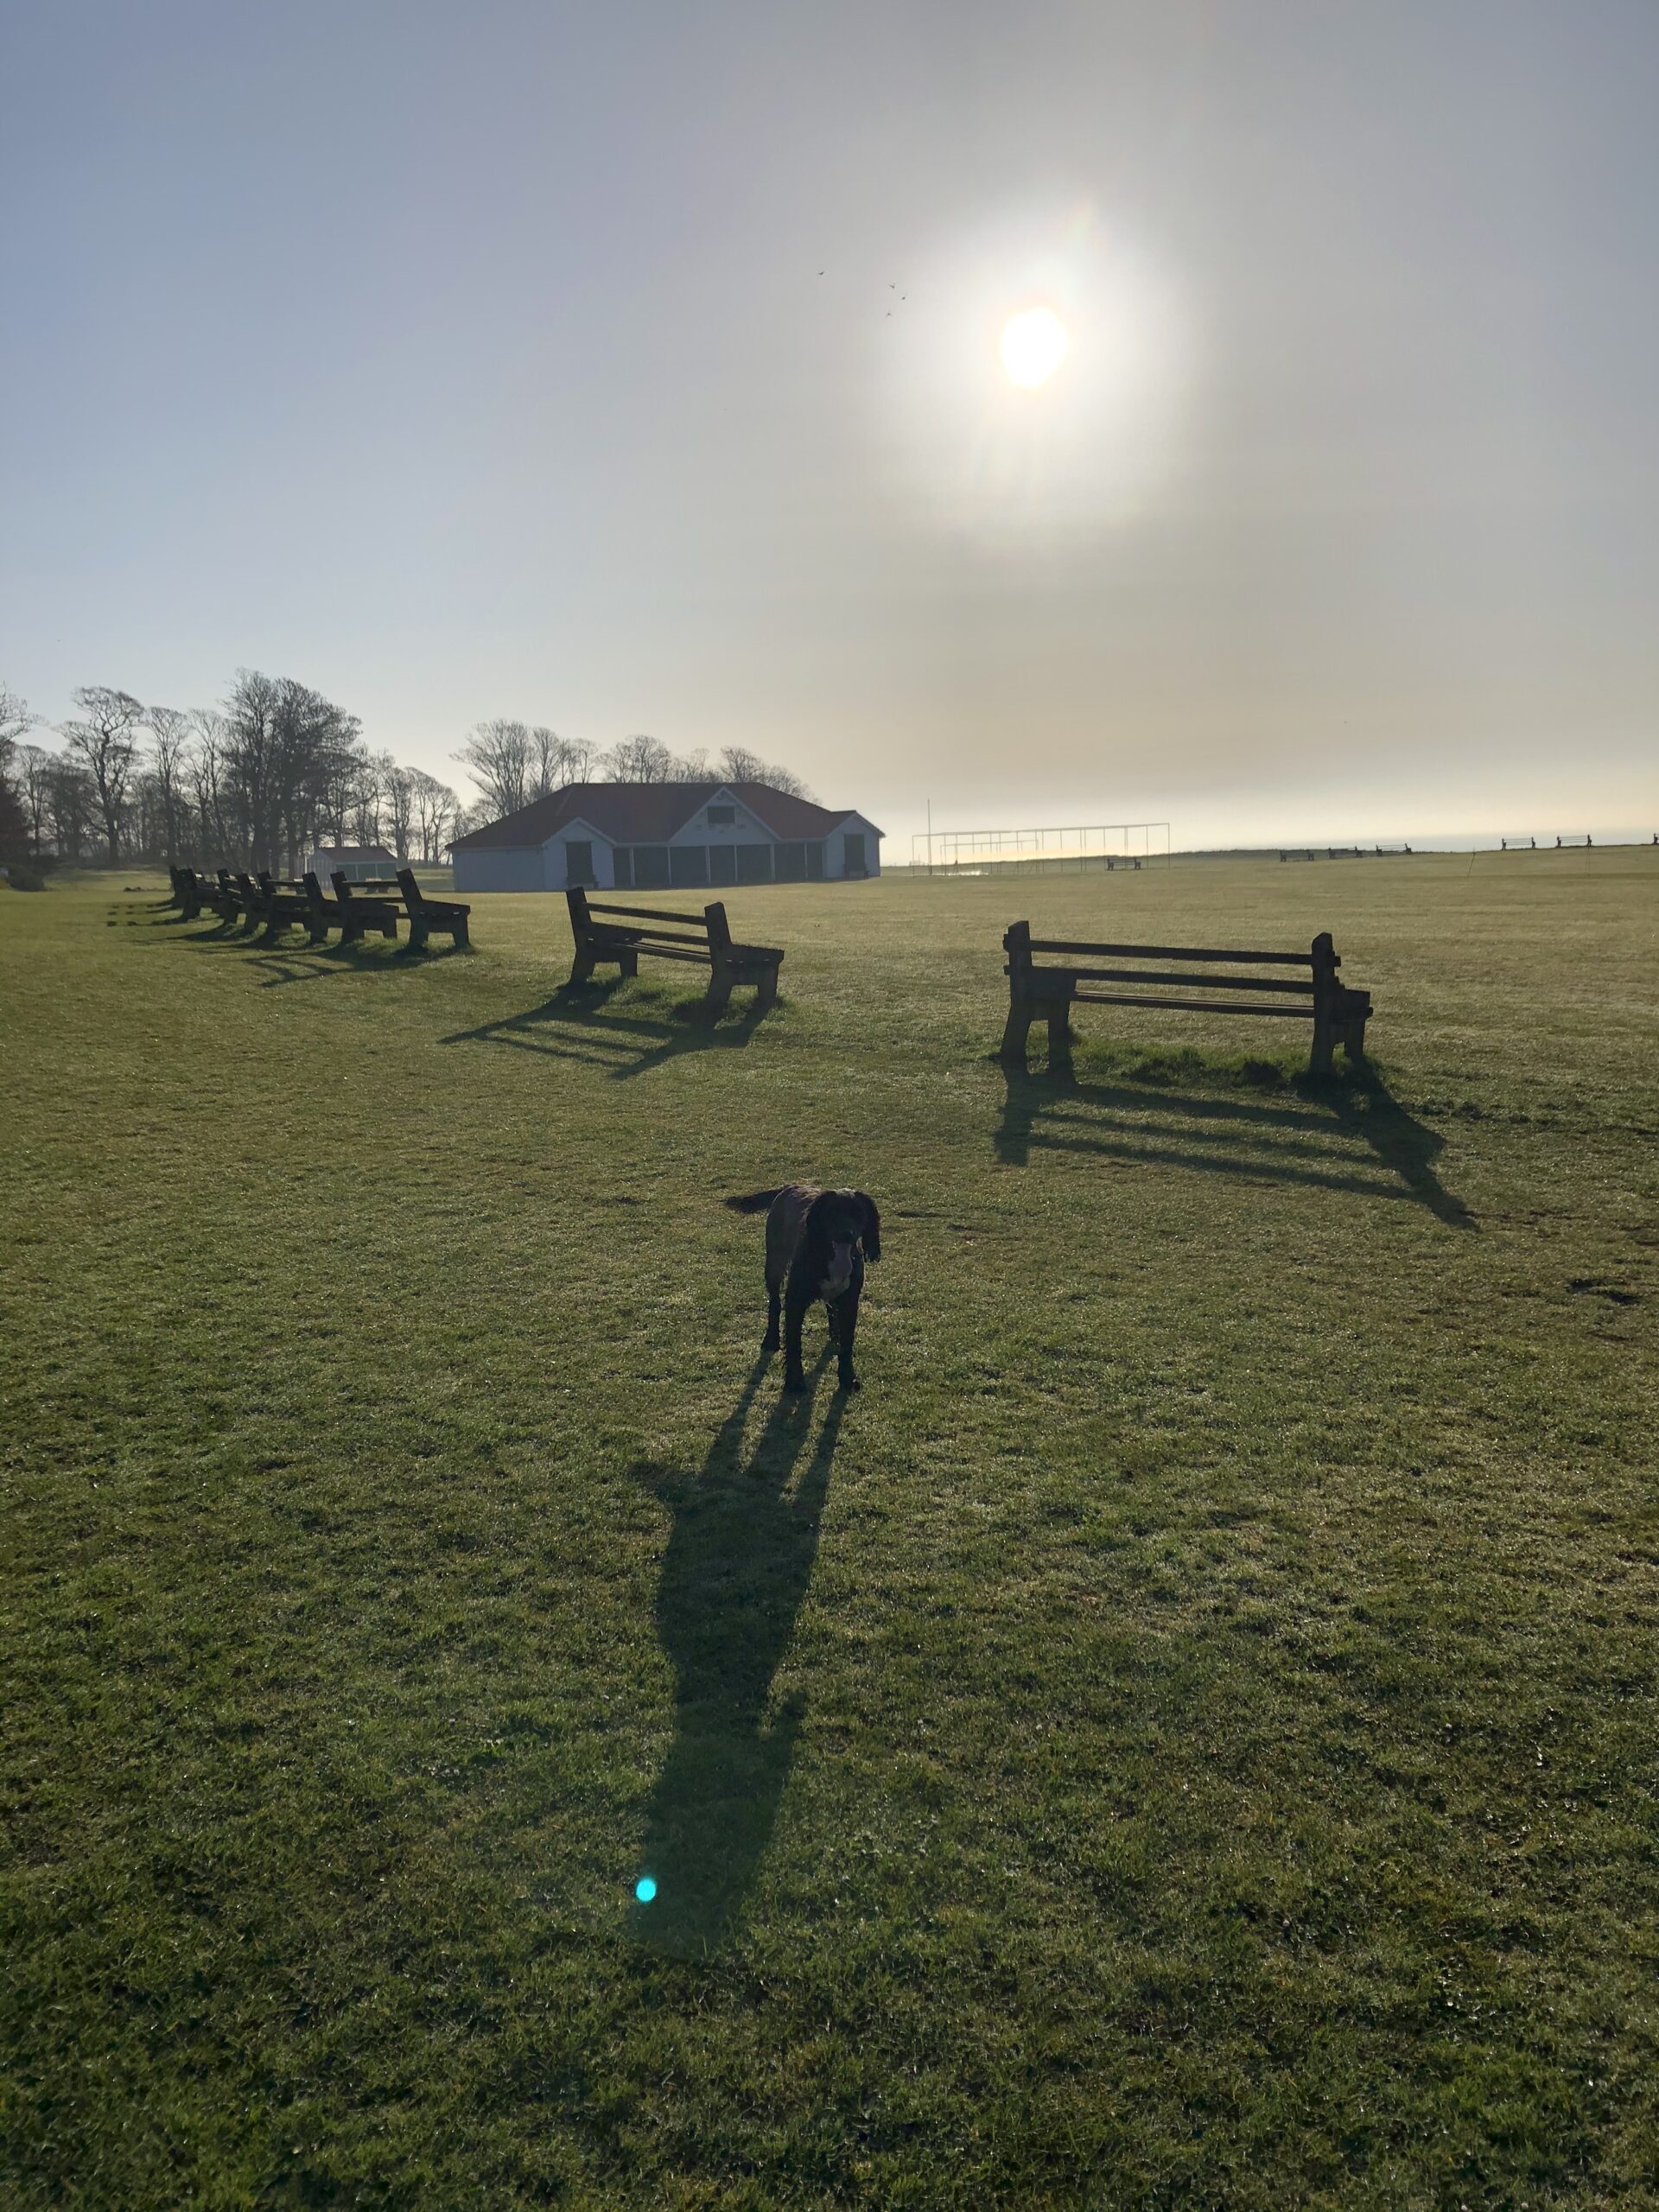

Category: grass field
[3, 852, 1656, 2209]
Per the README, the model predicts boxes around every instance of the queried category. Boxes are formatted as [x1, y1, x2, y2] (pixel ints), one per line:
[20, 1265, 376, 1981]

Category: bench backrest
[1006, 923, 1341, 1007]
[567, 883, 726, 951]
[331, 870, 400, 906]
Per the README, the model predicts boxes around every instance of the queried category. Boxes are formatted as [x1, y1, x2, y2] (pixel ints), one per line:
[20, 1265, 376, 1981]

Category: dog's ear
[855, 1193, 881, 1262]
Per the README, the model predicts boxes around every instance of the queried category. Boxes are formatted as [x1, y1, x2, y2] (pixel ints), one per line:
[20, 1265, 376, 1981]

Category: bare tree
[0, 683, 35, 778]
[144, 706, 194, 866]
[186, 709, 229, 859]
[410, 769, 459, 862]
[604, 732, 677, 782]
[44, 759, 99, 861]
[385, 764, 415, 861]
[58, 686, 144, 863]
[17, 744, 54, 853]
[454, 719, 531, 820]
[716, 745, 811, 799]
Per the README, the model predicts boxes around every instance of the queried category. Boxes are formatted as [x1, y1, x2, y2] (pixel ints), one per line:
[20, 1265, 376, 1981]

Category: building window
[707, 804, 735, 825]
[564, 840, 595, 887]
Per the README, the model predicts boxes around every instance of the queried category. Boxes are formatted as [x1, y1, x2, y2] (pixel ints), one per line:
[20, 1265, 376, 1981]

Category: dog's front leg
[830, 1287, 861, 1393]
[761, 1286, 781, 1354]
[782, 1294, 810, 1392]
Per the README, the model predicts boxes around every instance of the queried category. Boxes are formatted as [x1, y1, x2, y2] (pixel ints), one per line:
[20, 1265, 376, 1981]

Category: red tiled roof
[451, 782, 878, 850]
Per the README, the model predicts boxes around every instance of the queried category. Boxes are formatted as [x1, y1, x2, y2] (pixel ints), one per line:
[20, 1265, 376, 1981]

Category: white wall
[452, 832, 617, 893]
[452, 846, 548, 893]
[831, 817, 881, 879]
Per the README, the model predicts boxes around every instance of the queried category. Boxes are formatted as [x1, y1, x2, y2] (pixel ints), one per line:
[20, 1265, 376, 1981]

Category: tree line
[453, 721, 811, 822]
[1, 676, 812, 879]
[0, 674, 461, 876]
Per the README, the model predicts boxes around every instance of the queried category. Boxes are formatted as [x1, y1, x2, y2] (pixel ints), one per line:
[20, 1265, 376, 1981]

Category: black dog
[725, 1184, 881, 1393]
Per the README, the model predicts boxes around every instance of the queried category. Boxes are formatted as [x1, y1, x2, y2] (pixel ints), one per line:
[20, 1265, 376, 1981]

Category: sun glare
[1001, 306, 1069, 388]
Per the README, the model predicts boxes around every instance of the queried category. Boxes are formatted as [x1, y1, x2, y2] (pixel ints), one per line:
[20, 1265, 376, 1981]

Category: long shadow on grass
[441, 981, 767, 1080]
[995, 1061, 1473, 1226]
[162, 925, 460, 983]
[628, 1349, 843, 1953]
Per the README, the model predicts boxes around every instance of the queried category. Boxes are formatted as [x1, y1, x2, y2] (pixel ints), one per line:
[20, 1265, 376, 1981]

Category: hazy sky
[4, 1, 1656, 850]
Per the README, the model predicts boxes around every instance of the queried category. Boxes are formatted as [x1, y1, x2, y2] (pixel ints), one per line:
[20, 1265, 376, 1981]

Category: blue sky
[3, 0, 1656, 847]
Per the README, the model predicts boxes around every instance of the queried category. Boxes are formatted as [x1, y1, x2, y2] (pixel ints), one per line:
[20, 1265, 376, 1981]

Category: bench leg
[999, 999, 1036, 1069]
[1309, 1016, 1335, 1077]
[1344, 1011, 1369, 1064]
[702, 963, 734, 1022]
[752, 961, 779, 1014]
[451, 915, 469, 950]
[618, 949, 639, 979]
[1046, 1001, 1074, 1078]
[406, 917, 429, 955]
[379, 919, 398, 941]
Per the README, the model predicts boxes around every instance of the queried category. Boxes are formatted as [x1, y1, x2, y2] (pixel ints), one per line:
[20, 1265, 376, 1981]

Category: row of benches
[566, 889, 1370, 1072]
[170, 868, 1371, 1071]
[169, 866, 471, 951]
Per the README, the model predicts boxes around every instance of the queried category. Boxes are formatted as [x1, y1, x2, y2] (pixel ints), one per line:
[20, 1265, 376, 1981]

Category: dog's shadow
[442, 978, 768, 1079]
[628, 1349, 844, 1952]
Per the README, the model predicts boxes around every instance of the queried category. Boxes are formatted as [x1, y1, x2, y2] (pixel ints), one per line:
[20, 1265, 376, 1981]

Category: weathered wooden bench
[328, 871, 404, 944]
[248, 872, 317, 942]
[393, 868, 469, 951]
[566, 885, 782, 1018]
[1001, 925, 1371, 1077]
[174, 867, 226, 920]
[327, 868, 470, 950]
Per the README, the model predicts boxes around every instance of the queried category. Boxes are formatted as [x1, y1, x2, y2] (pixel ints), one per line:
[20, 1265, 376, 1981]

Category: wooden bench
[566, 886, 782, 1018]
[328, 868, 471, 950]
[328, 871, 404, 944]
[1001, 925, 1371, 1077]
[249, 871, 317, 942]
[175, 867, 227, 921]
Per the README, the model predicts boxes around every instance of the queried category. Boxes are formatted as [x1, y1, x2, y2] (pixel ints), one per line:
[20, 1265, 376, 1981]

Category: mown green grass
[3, 852, 1656, 2209]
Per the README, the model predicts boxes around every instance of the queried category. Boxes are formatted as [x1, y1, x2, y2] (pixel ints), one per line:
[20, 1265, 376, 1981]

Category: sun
[1000, 306, 1069, 388]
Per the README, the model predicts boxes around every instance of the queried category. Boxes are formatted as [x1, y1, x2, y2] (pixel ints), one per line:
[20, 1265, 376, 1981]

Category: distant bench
[566, 886, 782, 1018]
[170, 865, 468, 950]
[331, 870, 471, 952]
[1001, 925, 1371, 1077]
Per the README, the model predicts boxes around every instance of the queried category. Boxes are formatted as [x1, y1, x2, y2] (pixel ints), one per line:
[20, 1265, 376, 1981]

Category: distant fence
[1278, 845, 1414, 861]
[911, 821, 1172, 876]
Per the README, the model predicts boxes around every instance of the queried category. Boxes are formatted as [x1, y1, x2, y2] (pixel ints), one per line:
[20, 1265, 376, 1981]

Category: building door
[843, 832, 867, 876]
[564, 840, 595, 887]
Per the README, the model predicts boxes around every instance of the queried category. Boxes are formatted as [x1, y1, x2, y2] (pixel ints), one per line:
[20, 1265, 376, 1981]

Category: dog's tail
[724, 1189, 782, 1215]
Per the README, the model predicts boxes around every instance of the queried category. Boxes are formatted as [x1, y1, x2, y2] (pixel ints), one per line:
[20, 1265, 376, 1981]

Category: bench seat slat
[588, 900, 712, 926]
[1044, 965, 1317, 995]
[1027, 938, 1318, 965]
[590, 925, 715, 949]
[1069, 990, 1317, 1018]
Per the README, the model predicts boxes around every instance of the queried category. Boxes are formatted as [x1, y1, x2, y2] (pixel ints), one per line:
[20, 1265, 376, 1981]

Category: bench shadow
[628, 1347, 843, 1955]
[160, 926, 461, 982]
[995, 1062, 1474, 1227]
[441, 982, 768, 1079]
